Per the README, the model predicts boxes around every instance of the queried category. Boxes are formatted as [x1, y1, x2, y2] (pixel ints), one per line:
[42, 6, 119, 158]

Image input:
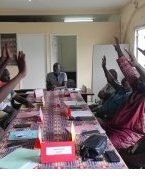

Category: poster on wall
[0, 33, 17, 65]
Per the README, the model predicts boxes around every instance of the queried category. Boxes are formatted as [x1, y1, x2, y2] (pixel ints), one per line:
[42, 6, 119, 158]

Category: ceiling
[0, 0, 131, 10]
[0, 0, 131, 22]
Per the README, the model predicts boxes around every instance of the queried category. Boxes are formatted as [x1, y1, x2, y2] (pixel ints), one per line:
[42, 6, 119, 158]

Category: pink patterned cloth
[117, 56, 139, 86]
[102, 56, 145, 149]
[103, 92, 145, 149]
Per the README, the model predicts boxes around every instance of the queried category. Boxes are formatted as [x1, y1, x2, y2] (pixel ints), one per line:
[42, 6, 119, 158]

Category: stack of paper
[0, 148, 40, 169]
[64, 101, 85, 107]
[71, 110, 93, 117]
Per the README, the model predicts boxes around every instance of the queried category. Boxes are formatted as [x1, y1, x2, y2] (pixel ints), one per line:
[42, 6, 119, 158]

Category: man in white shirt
[46, 63, 67, 90]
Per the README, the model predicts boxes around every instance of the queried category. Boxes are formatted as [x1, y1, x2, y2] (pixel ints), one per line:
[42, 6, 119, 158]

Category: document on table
[71, 110, 93, 117]
[0, 148, 40, 169]
[64, 101, 86, 106]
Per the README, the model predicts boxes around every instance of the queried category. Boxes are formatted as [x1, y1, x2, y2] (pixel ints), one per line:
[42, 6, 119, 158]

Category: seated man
[46, 62, 67, 90]
[98, 69, 119, 101]
[90, 67, 119, 112]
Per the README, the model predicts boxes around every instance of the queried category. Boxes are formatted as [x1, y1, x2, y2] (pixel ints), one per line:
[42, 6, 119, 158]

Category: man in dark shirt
[46, 63, 67, 90]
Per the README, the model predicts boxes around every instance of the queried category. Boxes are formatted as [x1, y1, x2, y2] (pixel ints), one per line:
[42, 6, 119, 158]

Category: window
[135, 27, 145, 68]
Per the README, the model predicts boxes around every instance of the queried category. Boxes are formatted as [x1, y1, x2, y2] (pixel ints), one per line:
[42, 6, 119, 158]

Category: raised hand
[138, 47, 145, 56]
[113, 37, 123, 57]
[16, 51, 26, 77]
[1, 44, 13, 58]
[102, 55, 106, 68]
[5, 44, 13, 59]
[0, 44, 13, 66]
[124, 48, 138, 67]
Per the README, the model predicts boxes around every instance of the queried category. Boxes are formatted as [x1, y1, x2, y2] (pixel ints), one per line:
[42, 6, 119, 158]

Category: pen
[15, 134, 25, 138]
[8, 145, 22, 149]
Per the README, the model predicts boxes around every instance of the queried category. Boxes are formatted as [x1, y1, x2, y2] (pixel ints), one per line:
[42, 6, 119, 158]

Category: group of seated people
[1, 37, 145, 168]
[91, 38, 145, 159]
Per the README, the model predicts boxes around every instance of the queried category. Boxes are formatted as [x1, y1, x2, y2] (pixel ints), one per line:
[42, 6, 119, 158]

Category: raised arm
[0, 44, 12, 78]
[0, 51, 26, 102]
[102, 56, 122, 90]
[114, 37, 139, 89]
[125, 48, 145, 82]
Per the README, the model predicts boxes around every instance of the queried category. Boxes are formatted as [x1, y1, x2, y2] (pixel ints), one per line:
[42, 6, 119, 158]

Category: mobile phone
[104, 150, 120, 163]
[13, 124, 31, 128]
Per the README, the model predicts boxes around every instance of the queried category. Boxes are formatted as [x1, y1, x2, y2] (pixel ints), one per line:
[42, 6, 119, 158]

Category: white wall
[121, 0, 145, 50]
[17, 34, 46, 89]
[0, 22, 120, 89]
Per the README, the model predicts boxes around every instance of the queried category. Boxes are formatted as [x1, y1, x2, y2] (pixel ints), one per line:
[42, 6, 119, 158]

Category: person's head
[109, 69, 118, 80]
[0, 69, 10, 83]
[121, 78, 132, 92]
[53, 63, 61, 76]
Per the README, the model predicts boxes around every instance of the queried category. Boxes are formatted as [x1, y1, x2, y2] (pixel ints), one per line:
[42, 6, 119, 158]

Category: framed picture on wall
[0, 33, 17, 65]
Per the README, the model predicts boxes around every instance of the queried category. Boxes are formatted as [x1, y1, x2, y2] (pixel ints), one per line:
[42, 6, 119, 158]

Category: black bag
[80, 134, 107, 161]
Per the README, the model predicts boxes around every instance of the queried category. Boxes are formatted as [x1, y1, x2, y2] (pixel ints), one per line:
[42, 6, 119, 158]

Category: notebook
[0, 148, 40, 169]
[8, 130, 38, 140]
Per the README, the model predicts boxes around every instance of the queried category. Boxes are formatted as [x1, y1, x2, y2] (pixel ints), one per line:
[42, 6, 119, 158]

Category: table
[80, 88, 94, 102]
[0, 90, 127, 169]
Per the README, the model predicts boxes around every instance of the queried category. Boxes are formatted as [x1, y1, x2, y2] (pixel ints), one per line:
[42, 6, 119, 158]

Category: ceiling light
[28, 0, 32, 2]
[64, 17, 94, 23]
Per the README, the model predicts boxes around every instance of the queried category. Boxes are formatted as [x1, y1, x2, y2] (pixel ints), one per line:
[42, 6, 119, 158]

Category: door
[17, 34, 46, 89]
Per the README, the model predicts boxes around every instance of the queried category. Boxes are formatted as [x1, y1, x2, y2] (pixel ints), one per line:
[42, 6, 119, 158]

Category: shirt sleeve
[117, 56, 139, 86]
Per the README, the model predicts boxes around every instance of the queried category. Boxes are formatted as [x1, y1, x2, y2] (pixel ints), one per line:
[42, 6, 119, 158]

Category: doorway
[51, 35, 77, 88]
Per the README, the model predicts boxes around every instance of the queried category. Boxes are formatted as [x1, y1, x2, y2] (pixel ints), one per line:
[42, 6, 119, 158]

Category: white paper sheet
[64, 101, 85, 106]
[68, 88, 81, 92]
[71, 110, 93, 117]
[46, 146, 72, 155]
